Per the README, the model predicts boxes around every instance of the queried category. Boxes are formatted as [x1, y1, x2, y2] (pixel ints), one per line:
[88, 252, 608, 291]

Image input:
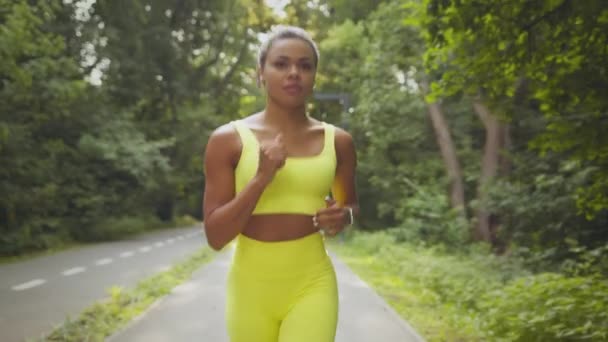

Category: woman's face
[260, 38, 317, 108]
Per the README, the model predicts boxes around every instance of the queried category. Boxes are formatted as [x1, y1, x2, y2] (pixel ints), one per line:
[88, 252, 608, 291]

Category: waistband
[231, 232, 329, 278]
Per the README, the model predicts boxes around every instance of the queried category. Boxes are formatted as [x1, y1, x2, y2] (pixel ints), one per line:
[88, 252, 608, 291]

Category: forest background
[1, 1, 606, 340]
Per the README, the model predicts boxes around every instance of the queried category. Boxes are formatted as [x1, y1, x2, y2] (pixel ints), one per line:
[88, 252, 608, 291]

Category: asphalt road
[0, 226, 205, 342]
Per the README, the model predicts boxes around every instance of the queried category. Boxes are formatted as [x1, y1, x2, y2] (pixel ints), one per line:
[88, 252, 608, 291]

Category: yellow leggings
[226, 232, 338, 342]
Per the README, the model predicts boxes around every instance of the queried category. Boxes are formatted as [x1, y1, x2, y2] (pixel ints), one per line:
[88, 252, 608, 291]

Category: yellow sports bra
[232, 120, 337, 215]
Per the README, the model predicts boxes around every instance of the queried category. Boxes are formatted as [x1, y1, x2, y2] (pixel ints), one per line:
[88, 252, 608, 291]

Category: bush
[0, 222, 70, 257]
[333, 230, 525, 341]
[392, 191, 470, 248]
[173, 215, 199, 227]
[343, 230, 526, 311]
[77, 215, 162, 241]
[336, 231, 608, 341]
[348, 230, 396, 254]
[481, 273, 608, 341]
[386, 242, 525, 311]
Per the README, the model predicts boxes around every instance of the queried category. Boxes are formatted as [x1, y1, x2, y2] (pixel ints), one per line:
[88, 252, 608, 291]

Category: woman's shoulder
[308, 118, 353, 145]
[206, 121, 242, 164]
[307, 117, 333, 132]
[209, 112, 261, 136]
[208, 121, 238, 141]
[322, 122, 352, 143]
[333, 125, 352, 139]
[235, 112, 264, 126]
[331, 125, 355, 161]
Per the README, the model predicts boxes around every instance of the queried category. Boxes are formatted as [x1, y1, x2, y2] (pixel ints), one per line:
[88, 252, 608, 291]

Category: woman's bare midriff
[241, 214, 319, 242]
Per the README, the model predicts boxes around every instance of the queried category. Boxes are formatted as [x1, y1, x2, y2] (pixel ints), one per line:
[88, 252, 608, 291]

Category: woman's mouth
[283, 84, 303, 95]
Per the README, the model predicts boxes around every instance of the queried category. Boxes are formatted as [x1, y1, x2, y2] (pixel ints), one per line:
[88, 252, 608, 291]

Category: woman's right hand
[256, 134, 287, 184]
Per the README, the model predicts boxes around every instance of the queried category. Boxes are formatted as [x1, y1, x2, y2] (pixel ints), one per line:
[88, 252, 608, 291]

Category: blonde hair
[257, 25, 320, 69]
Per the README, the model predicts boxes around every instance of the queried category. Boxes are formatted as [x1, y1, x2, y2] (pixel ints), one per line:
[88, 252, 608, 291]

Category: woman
[203, 25, 358, 342]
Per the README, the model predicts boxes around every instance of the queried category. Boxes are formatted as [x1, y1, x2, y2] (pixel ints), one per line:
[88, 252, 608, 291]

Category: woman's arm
[202, 125, 263, 250]
[202, 124, 286, 250]
[332, 127, 359, 216]
[315, 127, 359, 236]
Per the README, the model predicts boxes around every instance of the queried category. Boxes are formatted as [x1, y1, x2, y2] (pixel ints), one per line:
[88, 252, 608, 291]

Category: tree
[87, 0, 271, 220]
[421, 0, 608, 219]
[0, 2, 106, 252]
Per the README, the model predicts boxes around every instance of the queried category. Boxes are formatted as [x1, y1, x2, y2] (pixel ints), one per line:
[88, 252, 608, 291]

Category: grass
[1, 216, 201, 264]
[0, 242, 85, 265]
[327, 231, 525, 342]
[327, 230, 608, 342]
[34, 246, 214, 342]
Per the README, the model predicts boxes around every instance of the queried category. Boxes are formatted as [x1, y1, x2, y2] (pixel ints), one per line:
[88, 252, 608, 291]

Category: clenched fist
[256, 133, 287, 184]
[313, 197, 350, 237]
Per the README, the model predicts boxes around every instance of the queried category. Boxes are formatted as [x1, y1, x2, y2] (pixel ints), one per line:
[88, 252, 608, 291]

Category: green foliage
[78, 114, 173, 184]
[0, 223, 70, 257]
[0, 1, 95, 255]
[315, 1, 479, 244]
[419, 0, 608, 217]
[389, 187, 469, 247]
[0, 0, 269, 255]
[317, 20, 365, 92]
[561, 243, 608, 278]
[485, 153, 608, 271]
[481, 273, 608, 342]
[85, 0, 267, 223]
[347, 230, 396, 254]
[172, 214, 201, 227]
[332, 231, 525, 341]
[316, 1, 449, 230]
[75, 216, 162, 242]
[333, 231, 606, 342]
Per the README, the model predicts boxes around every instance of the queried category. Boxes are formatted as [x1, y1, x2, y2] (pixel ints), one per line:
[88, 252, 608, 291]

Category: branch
[193, 3, 240, 80]
[215, 37, 250, 95]
[522, 0, 571, 32]
[194, 24, 230, 77]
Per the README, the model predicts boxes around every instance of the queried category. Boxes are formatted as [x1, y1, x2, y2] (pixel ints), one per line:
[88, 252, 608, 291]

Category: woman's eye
[301, 63, 312, 70]
[274, 61, 287, 68]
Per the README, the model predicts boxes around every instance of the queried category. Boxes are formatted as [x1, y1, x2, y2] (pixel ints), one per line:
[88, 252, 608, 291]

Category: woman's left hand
[313, 197, 349, 237]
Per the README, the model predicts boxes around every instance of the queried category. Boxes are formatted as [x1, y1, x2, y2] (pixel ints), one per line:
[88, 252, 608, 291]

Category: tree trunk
[499, 123, 512, 176]
[472, 98, 503, 243]
[426, 101, 467, 216]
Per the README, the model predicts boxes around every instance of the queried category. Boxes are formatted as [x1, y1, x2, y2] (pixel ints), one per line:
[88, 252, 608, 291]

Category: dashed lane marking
[96, 258, 113, 266]
[62, 267, 86, 276]
[12, 279, 46, 291]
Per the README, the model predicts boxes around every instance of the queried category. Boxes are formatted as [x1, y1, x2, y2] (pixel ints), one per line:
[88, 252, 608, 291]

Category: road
[0, 226, 205, 342]
[108, 247, 425, 342]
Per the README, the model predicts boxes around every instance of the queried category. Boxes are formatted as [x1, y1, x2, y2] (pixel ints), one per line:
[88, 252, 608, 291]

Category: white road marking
[157, 265, 171, 272]
[62, 267, 86, 276]
[9, 231, 200, 292]
[12, 279, 46, 291]
[96, 258, 113, 266]
[120, 251, 135, 258]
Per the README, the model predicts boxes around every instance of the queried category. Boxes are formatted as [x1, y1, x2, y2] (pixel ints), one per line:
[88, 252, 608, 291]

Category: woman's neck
[262, 100, 309, 130]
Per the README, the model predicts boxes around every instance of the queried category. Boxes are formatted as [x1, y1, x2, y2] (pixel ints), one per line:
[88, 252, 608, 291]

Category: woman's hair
[257, 25, 320, 69]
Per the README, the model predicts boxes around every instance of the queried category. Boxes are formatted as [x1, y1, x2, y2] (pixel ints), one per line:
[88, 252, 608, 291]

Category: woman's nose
[287, 65, 300, 77]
